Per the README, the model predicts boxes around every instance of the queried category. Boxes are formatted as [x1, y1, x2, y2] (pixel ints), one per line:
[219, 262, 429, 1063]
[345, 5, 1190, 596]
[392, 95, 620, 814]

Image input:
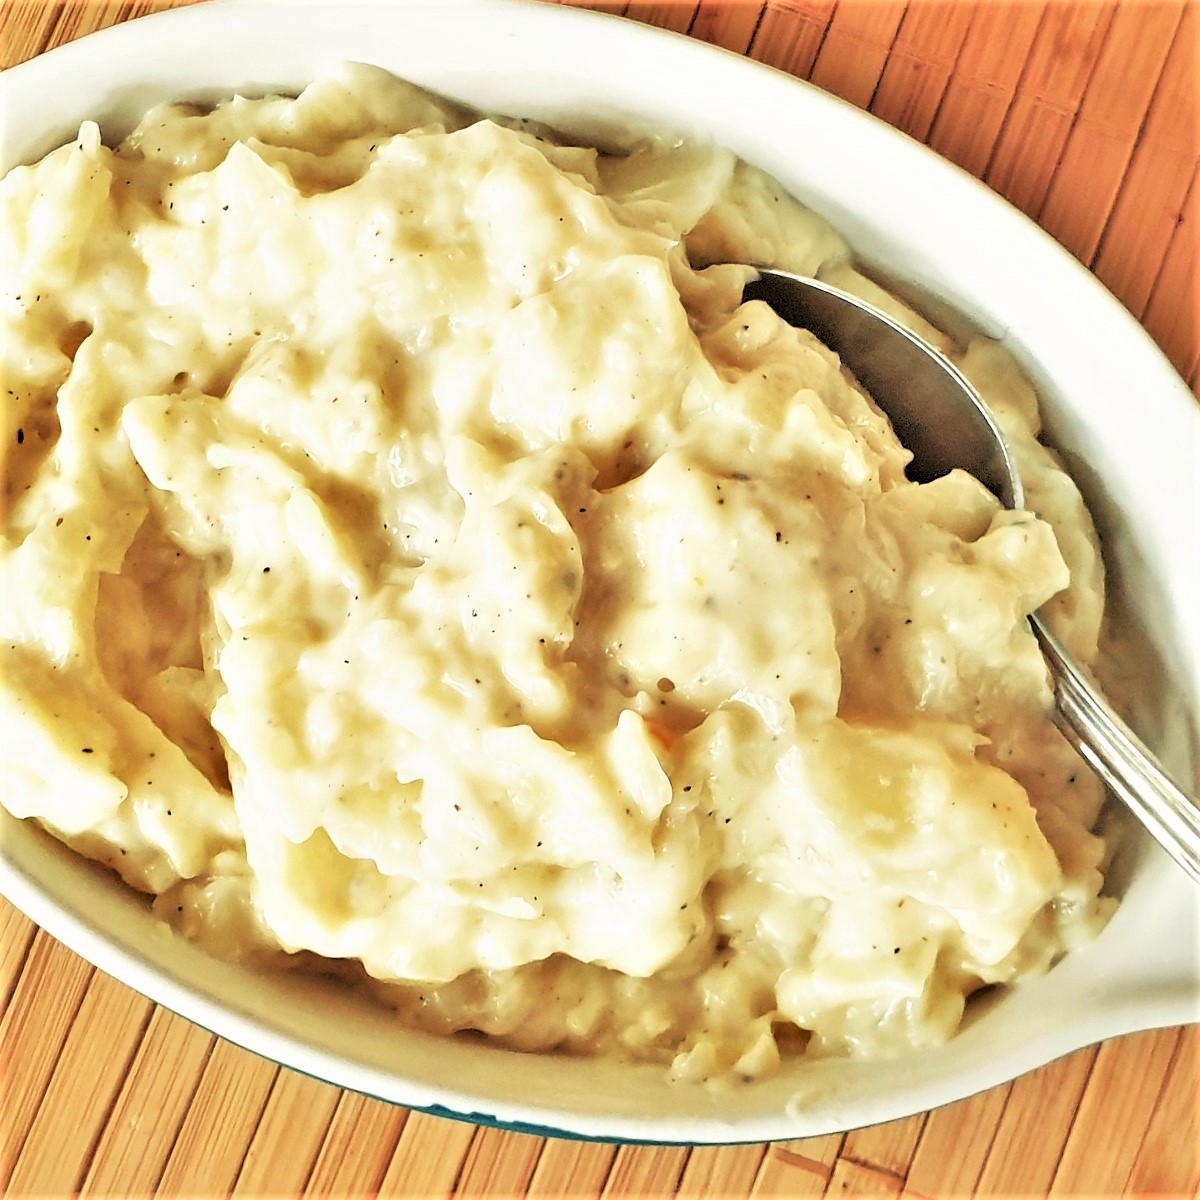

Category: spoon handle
[1031, 614, 1200, 884]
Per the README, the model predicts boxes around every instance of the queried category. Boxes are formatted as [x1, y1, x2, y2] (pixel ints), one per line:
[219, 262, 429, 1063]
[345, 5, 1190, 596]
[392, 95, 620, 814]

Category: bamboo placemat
[1, 1, 1197, 1196]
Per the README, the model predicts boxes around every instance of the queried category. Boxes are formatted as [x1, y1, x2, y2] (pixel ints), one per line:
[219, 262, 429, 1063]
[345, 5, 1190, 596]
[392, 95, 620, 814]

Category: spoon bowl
[743, 269, 1024, 507]
[743, 267, 1200, 884]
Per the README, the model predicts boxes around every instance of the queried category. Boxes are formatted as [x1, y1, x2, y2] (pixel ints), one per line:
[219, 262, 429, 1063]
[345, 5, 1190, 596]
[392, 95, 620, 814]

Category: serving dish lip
[1, 0, 1197, 1147]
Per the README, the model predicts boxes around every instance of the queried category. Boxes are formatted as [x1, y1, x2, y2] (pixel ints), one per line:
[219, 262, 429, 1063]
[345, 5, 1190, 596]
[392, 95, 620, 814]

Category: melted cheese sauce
[0, 65, 1112, 1080]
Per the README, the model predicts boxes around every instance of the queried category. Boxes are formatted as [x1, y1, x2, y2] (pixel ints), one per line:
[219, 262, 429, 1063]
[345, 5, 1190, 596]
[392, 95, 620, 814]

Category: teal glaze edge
[284, 1051, 763, 1147]
[413, 1099, 762, 1147]
[418, 1100, 649, 1145]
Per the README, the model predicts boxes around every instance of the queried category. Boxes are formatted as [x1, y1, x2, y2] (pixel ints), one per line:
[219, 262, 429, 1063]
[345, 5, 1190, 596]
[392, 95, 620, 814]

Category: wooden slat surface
[1, 0, 1197, 1195]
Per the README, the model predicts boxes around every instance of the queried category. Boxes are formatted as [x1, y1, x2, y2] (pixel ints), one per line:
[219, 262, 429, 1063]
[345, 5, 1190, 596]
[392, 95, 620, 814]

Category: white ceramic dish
[2, 0, 1197, 1145]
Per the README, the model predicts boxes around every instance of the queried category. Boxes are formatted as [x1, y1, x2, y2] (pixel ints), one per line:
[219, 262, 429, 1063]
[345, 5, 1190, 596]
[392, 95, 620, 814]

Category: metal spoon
[743, 267, 1200, 884]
